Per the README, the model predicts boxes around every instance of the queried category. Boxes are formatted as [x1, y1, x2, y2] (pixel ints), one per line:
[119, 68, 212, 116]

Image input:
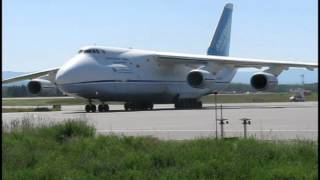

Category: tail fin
[207, 3, 233, 56]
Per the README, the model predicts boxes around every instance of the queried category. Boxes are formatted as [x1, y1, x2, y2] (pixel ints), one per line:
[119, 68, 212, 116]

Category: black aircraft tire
[148, 104, 154, 110]
[98, 105, 104, 112]
[85, 105, 91, 112]
[197, 101, 203, 109]
[174, 99, 202, 109]
[124, 103, 129, 111]
[91, 105, 96, 112]
[104, 105, 109, 111]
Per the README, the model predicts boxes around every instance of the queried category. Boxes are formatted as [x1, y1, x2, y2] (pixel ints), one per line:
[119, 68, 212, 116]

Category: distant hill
[2, 68, 318, 85]
[2, 71, 30, 86]
[2, 71, 28, 79]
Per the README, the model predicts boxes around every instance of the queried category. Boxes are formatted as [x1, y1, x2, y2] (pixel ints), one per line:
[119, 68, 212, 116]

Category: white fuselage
[55, 46, 237, 103]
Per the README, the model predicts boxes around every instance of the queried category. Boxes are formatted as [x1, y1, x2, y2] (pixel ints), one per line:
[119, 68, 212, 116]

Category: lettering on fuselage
[112, 67, 133, 74]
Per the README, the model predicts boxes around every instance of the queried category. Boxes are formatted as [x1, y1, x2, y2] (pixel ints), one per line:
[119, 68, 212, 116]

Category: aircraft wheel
[174, 102, 181, 109]
[98, 104, 104, 112]
[147, 103, 154, 110]
[91, 105, 96, 112]
[98, 105, 103, 112]
[85, 105, 91, 112]
[187, 99, 192, 109]
[174, 99, 202, 109]
[98, 104, 109, 112]
[104, 104, 109, 111]
[183, 100, 189, 109]
[124, 103, 130, 111]
[197, 101, 203, 108]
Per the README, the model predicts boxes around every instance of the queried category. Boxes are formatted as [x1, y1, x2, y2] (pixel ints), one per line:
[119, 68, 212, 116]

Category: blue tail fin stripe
[207, 3, 233, 56]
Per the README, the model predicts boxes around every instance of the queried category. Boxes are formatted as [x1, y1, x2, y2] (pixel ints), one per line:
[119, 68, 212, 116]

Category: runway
[2, 102, 318, 140]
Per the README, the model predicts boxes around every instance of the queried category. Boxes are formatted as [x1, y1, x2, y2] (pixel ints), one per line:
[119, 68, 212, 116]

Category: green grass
[2, 92, 318, 106]
[2, 107, 39, 113]
[2, 105, 62, 113]
[2, 98, 87, 106]
[3, 119, 318, 179]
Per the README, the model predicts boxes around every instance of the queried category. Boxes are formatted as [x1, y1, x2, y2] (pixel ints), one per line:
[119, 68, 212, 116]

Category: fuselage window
[84, 49, 92, 53]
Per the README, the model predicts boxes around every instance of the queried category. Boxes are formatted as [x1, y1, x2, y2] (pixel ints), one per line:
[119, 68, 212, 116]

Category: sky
[3, 0, 318, 73]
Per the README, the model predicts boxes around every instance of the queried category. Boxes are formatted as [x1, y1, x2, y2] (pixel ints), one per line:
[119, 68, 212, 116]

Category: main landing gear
[98, 104, 109, 112]
[124, 102, 153, 111]
[174, 99, 202, 109]
[85, 104, 109, 112]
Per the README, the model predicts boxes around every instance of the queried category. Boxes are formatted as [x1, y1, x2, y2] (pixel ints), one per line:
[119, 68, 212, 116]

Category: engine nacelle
[187, 69, 215, 89]
[27, 79, 57, 94]
[250, 72, 278, 91]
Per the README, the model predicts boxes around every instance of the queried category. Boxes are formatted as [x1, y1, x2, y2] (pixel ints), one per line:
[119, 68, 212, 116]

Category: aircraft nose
[55, 56, 88, 85]
[55, 65, 76, 85]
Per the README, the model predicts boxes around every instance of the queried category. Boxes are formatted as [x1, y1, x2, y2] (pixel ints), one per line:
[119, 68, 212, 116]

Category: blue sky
[3, 0, 318, 73]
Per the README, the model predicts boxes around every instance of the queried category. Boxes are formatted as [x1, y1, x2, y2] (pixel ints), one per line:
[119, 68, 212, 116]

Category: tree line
[223, 83, 318, 93]
[2, 85, 65, 97]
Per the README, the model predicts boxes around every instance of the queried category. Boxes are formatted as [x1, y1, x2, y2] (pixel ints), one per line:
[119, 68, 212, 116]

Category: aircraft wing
[156, 52, 317, 75]
[3, 67, 60, 84]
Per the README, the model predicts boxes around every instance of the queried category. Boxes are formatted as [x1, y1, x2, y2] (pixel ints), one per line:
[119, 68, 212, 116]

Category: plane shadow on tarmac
[63, 107, 211, 114]
[62, 105, 295, 114]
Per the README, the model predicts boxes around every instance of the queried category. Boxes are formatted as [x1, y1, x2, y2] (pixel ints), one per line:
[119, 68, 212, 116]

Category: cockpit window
[80, 49, 104, 54]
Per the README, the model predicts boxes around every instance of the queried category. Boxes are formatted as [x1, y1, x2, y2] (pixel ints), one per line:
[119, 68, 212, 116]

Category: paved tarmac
[2, 102, 318, 140]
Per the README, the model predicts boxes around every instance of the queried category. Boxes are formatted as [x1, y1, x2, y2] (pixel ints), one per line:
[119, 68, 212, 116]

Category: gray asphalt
[2, 102, 318, 140]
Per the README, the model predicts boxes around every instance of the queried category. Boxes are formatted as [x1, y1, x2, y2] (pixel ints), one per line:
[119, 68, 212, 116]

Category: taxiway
[2, 102, 318, 140]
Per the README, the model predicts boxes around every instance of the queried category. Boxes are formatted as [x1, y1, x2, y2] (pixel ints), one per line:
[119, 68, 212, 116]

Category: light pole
[213, 91, 218, 139]
[240, 118, 251, 139]
[218, 104, 228, 139]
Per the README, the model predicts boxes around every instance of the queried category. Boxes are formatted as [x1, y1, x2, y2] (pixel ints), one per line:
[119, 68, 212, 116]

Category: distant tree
[221, 83, 318, 93]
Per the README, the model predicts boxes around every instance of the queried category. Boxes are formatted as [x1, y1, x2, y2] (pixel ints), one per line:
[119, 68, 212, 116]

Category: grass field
[2, 92, 318, 106]
[2, 98, 87, 106]
[3, 119, 318, 179]
[2, 105, 61, 113]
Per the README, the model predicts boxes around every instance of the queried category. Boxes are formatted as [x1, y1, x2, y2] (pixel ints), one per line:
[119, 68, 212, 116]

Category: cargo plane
[3, 3, 317, 112]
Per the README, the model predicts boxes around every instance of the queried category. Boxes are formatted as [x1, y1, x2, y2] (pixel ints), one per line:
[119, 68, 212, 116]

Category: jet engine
[187, 69, 215, 89]
[27, 79, 57, 94]
[250, 72, 278, 91]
